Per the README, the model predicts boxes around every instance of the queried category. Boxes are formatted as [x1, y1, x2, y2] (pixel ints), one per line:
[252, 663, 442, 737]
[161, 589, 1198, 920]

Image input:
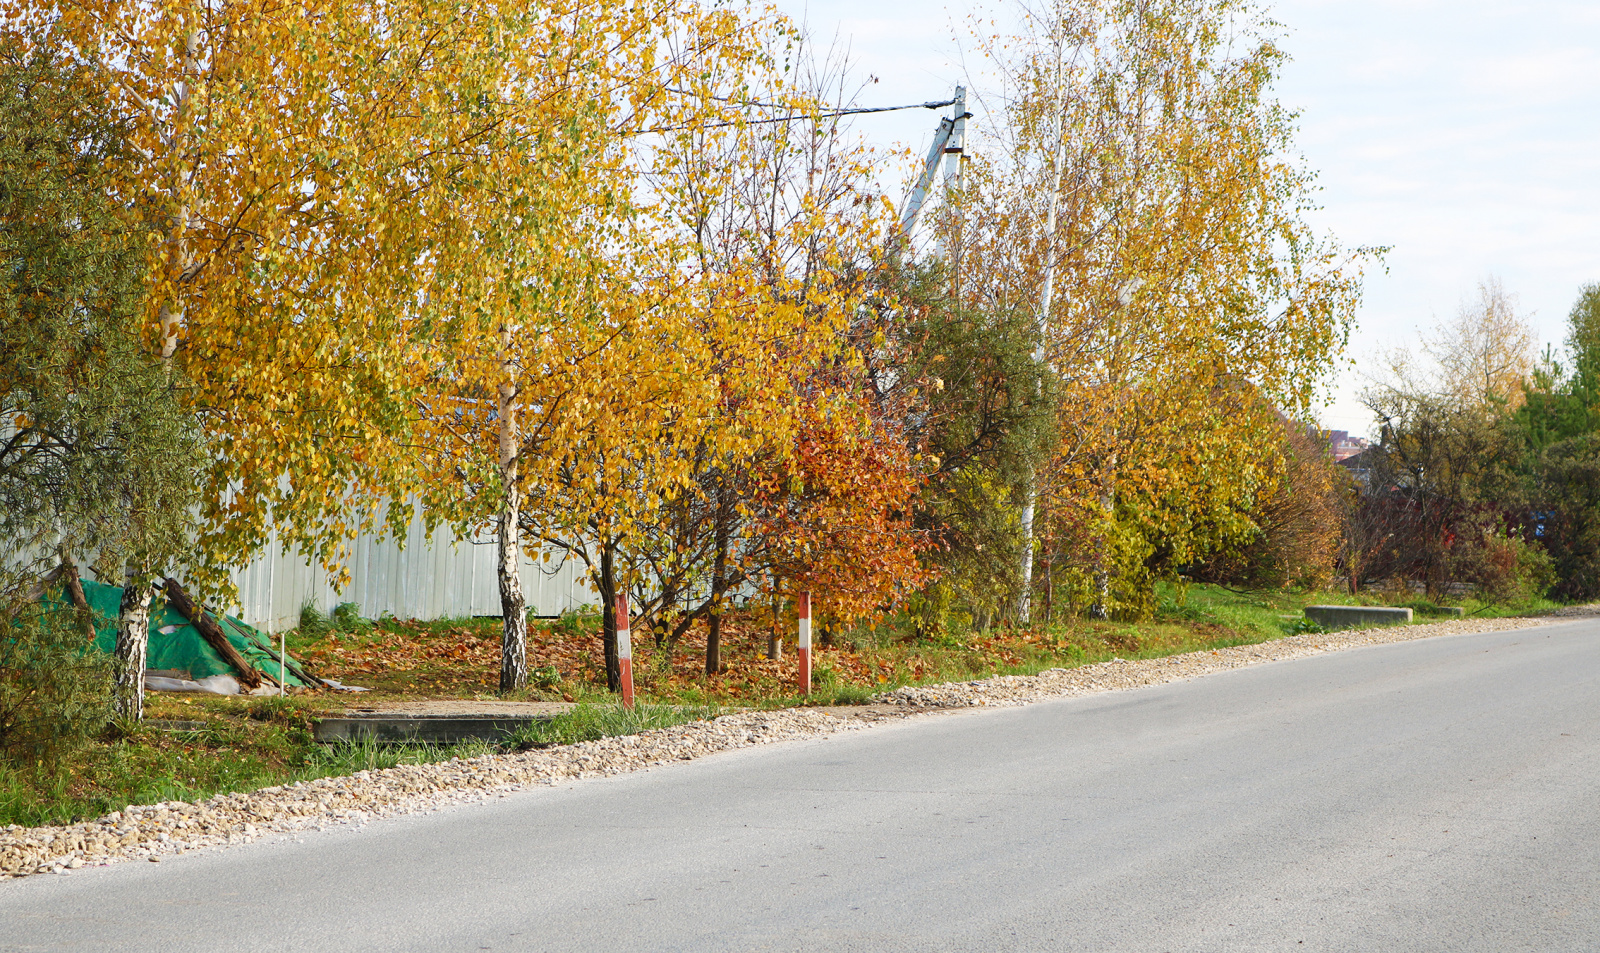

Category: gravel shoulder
[4, 609, 1591, 880]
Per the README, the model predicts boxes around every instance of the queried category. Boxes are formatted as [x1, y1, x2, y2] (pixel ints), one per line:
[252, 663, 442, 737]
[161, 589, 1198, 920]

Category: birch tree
[409, 2, 788, 691]
[962, 0, 1370, 617]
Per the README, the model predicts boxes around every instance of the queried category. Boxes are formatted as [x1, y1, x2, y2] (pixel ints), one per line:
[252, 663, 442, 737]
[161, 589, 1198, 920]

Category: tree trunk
[599, 542, 620, 692]
[767, 597, 782, 661]
[57, 549, 94, 641]
[496, 369, 528, 694]
[113, 571, 152, 720]
[1017, 473, 1037, 624]
[1089, 449, 1118, 620]
[1017, 57, 1069, 624]
[1043, 554, 1052, 625]
[163, 578, 264, 689]
[705, 489, 730, 676]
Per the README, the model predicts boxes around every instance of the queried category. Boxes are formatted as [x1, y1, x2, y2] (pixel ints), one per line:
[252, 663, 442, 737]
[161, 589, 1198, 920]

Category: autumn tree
[1373, 277, 1536, 412]
[1353, 278, 1554, 601]
[7, 0, 649, 705]
[959, 0, 1369, 619]
[408, 3, 827, 690]
[505, 33, 931, 681]
[11, 0, 746, 695]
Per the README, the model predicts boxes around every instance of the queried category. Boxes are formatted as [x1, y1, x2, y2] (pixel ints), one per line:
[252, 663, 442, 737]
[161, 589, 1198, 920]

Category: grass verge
[0, 698, 719, 828]
[5, 583, 1567, 827]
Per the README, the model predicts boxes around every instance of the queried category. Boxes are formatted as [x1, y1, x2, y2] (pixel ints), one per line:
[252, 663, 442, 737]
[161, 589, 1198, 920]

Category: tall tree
[961, 0, 1370, 618]
[411, 1, 791, 690]
[0, 46, 200, 718]
[1374, 277, 1536, 411]
[12, 0, 606, 662]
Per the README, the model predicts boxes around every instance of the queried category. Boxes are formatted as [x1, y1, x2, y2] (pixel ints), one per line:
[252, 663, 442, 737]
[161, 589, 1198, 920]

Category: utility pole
[900, 87, 969, 236]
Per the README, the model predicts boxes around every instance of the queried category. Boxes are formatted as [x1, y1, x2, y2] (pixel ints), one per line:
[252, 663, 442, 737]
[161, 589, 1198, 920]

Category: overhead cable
[645, 96, 959, 134]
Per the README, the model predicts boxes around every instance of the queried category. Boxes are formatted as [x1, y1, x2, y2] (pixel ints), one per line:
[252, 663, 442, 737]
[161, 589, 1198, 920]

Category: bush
[1533, 434, 1600, 600]
[1189, 421, 1344, 592]
[0, 602, 113, 771]
[330, 602, 370, 632]
[299, 601, 372, 637]
[1455, 526, 1555, 604]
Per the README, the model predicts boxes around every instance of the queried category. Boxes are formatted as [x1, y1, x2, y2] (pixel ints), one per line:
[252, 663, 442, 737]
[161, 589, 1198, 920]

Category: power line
[646, 97, 958, 134]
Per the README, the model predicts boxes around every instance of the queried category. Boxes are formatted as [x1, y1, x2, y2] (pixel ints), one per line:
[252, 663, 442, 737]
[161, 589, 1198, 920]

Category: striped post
[616, 592, 634, 710]
[797, 592, 812, 695]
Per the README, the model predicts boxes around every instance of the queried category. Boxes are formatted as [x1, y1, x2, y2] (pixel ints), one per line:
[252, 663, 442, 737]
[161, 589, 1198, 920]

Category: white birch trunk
[113, 571, 153, 721]
[496, 336, 528, 693]
[1018, 49, 1070, 624]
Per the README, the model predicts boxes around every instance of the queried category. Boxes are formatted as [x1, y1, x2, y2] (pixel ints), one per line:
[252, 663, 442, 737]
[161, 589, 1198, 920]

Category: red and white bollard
[797, 591, 812, 695]
[616, 592, 635, 710]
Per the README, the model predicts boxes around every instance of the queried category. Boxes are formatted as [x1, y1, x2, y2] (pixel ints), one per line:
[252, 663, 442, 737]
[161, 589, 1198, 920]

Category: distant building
[1336, 445, 1378, 489]
[1326, 430, 1369, 462]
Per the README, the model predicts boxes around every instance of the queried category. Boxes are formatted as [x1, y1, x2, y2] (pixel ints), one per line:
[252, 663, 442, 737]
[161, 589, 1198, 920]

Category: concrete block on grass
[1304, 605, 1413, 631]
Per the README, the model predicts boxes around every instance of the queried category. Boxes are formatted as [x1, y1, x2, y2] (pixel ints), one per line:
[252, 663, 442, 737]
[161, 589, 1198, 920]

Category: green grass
[500, 703, 724, 749]
[0, 696, 720, 828]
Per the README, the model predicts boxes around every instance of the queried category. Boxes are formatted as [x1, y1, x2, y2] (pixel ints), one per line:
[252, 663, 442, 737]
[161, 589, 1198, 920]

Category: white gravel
[3, 609, 1588, 880]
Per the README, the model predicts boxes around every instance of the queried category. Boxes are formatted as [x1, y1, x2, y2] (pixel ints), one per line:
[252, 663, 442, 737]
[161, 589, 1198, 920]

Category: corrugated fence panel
[228, 509, 598, 633]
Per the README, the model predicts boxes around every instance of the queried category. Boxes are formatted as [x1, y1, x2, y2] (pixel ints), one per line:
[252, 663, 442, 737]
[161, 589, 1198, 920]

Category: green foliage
[298, 602, 372, 639]
[0, 604, 113, 771]
[869, 259, 1055, 632]
[330, 602, 371, 633]
[1517, 285, 1600, 449]
[1529, 433, 1600, 599]
[0, 47, 200, 594]
[297, 603, 331, 638]
[1508, 287, 1600, 599]
[528, 665, 563, 691]
[909, 470, 1024, 635]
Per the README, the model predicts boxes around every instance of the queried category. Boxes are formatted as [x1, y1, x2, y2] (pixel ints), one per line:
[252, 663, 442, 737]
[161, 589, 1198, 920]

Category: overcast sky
[774, 0, 1600, 438]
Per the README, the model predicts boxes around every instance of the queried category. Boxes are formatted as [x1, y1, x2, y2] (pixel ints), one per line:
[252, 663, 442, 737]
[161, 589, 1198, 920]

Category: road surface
[4, 620, 1597, 951]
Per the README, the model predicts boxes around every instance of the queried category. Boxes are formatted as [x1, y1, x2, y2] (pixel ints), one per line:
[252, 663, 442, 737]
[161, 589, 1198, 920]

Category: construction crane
[899, 86, 970, 235]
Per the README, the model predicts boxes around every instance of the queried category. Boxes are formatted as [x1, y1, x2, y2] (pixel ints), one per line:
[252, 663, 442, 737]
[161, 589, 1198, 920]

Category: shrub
[1454, 525, 1555, 604]
[330, 602, 370, 632]
[299, 601, 372, 637]
[0, 601, 113, 771]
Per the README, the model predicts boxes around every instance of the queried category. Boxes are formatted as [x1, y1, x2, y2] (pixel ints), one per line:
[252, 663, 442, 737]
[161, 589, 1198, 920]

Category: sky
[773, 0, 1600, 438]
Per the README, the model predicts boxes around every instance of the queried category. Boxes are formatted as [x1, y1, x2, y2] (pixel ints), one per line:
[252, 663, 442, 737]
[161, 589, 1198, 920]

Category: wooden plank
[162, 578, 264, 690]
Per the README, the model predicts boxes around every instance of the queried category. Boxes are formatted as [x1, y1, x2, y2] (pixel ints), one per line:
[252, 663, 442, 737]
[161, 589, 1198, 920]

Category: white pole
[796, 592, 812, 695]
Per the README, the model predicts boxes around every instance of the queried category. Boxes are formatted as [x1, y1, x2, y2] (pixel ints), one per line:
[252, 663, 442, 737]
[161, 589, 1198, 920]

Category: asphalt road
[5, 621, 1598, 952]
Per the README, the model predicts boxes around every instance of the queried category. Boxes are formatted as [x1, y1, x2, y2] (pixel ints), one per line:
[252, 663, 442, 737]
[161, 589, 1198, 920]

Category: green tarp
[69, 579, 314, 688]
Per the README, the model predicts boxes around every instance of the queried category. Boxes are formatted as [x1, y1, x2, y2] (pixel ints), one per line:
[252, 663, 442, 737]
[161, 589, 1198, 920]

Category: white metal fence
[228, 512, 598, 632]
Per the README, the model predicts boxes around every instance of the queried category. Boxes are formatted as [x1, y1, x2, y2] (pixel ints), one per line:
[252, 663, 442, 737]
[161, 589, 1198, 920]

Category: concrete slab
[1305, 605, 1413, 630]
[313, 714, 559, 744]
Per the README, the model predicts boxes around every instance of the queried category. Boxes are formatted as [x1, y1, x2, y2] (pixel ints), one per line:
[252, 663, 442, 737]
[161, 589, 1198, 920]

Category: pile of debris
[55, 578, 323, 695]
